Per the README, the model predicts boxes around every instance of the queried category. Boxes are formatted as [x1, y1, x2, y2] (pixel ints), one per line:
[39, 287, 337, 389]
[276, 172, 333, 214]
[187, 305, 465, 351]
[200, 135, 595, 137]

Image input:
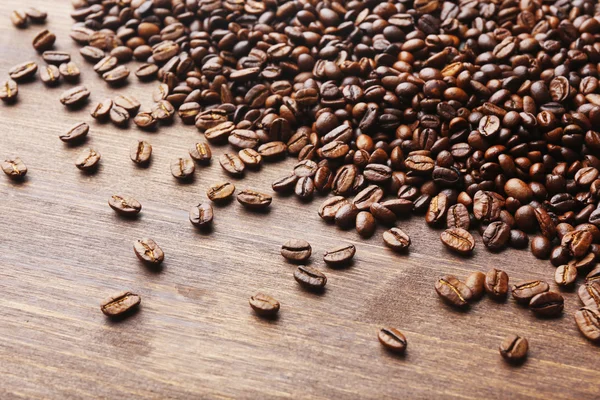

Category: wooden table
[1, 2, 599, 399]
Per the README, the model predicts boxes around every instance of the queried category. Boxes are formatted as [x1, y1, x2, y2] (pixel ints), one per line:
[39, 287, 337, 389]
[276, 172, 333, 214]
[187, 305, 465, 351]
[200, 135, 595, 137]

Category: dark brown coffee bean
[9, 61, 37, 81]
[2, 156, 27, 179]
[0, 80, 18, 103]
[569, 252, 596, 271]
[90, 99, 112, 120]
[378, 328, 407, 354]
[80, 46, 105, 63]
[258, 142, 287, 160]
[425, 193, 448, 226]
[59, 122, 88, 144]
[555, 264, 577, 287]
[295, 176, 315, 199]
[364, 164, 392, 183]
[446, 204, 470, 230]
[587, 266, 600, 283]
[435, 275, 473, 308]
[473, 190, 504, 223]
[237, 189, 272, 210]
[177, 102, 201, 125]
[196, 109, 228, 131]
[219, 153, 245, 176]
[32, 29, 56, 52]
[323, 244, 356, 266]
[207, 182, 235, 202]
[314, 166, 334, 192]
[134, 112, 158, 130]
[59, 62, 80, 82]
[562, 230, 593, 258]
[334, 203, 359, 229]
[42, 51, 70, 65]
[531, 236, 551, 259]
[405, 155, 434, 174]
[152, 40, 179, 63]
[509, 230, 529, 249]
[94, 56, 119, 74]
[352, 185, 384, 211]
[440, 228, 475, 255]
[170, 158, 195, 180]
[511, 280, 549, 304]
[484, 268, 509, 300]
[356, 211, 376, 238]
[130, 140, 152, 165]
[109, 105, 130, 126]
[321, 140, 350, 159]
[529, 291, 564, 317]
[189, 142, 211, 164]
[100, 291, 141, 317]
[26, 7, 47, 24]
[136, 63, 159, 80]
[578, 282, 600, 309]
[281, 239, 312, 263]
[108, 195, 142, 216]
[383, 228, 411, 251]
[575, 307, 600, 342]
[237, 149, 262, 168]
[60, 86, 90, 107]
[272, 174, 298, 193]
[75, 148, 101, 171]
[133, 238, 164, 265]
[319, 196, 349, 222]
[103, 65, 130, 85]
[39, 64, 60, 86]
[294, 266, 327, 290]
[499, 334, 528, 363]
[534, 207, 557, 240]
[249, 293, 280, 317]
[381, 199, 413, 217]
[465, 271, 486, 299]
[482, 221, 511, 251]
[189, 203, 214, 228]
[229, 129, 259, 149]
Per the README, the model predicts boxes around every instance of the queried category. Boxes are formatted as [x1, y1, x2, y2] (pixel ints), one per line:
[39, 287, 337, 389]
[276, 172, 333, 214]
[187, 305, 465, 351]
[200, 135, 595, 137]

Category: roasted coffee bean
[353, 185, 383, 211]
[294, 266, 327, 290]
[109, 105, 130, 126]
[446, 204, 470, 230]
[440, 228, 475, 255]
[314, 166, 334, 192]
[74, 148, 100, 171]
[207, 182, 235, 202]
[238, 149, 262, 168]
[405, 155, 434, 174]
[356, 211, 376, 238]
[570, 253, 597, 271]
[195, 109, 228, 131]
[258, 142, 287, 159]
[512, 280, 549, 304]
[370, 203, 396, 226]
[219, 153, 245, 176]
[249, 293, 280, 317]
[189, 142, 212, 164]
[90, 99, 112, 120]
[1, 156, 27, 179]
[562, 230, 593, 258]
[42, 51, 70, 65]
[499, 335, 528, 363]
[229, 129, 259, 149]
[295, 176, 314, 199]
[509, 230, 529, 249]
[534, 207, 556, 240]
[0, 80, 18, 103]
[94, 56, 118, 74]
[32, 29, 55, 52]
[26, 7, 47, 23]
[425, 193, 448, 226]
[272, 174, 298, 193]
[555, 265, 577, 287]
[465, 271, 486, 300]
[334, 203, 359, 229]
[189, 203, 214, 228]
[59, 62, 80, 82]
[103, 65, 130, 85]
[237, 189, 272, 210]
[60, 122, 89, 144]
[482, 222, 511, 251]
[178, 102, 201, 125]
[170, 157, 195, 180]
[364, 164, 392, 183]
[383, 228, 411, 251]
[294, 160, 318, 177]
[529, 291, 564, 317]
[531, 236, 551, 259]
[378, 328, 407, 354]
[323, 244, 356, 266]
[9, 61, 37, 81]
[60, 86, 90, 107]
[485, 268, 509, 300]
[575, 307, 600, 342]
[578, 282, 600, 309]
[100, 291, 141, 317]
[134, 112, 158, 130]
[108, 195, 142, 216]
[113, 95, 140, 114]
[39, 64, 60, 86]
[473, 190, 503, 223]
[319, 196, 349, 222]
[133, 238, 164, 265]
[321, 141, 350, 159]
[381, 199, 413, 218]
[10, 10, 28, 28]
[281, 239, 312, 263]
[136, 63, 159, 80]
[130, 140, 152, 165]
[151, 100, 175, 122]
[80, 46, 105, 63]
[435, 275, 473, 308]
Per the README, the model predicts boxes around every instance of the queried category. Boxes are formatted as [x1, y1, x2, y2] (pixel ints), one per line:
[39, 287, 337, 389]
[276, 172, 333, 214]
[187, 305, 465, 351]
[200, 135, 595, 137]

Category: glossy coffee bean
[294, 266, 327, 290]
[249, 292, 280, 317]
[323, 244, 355, 266]
[499, 334, 528, 363]
[435, 275, 473, 308]
[108, 195, 142, 216]
[281, 239, 312, 263]
[189, 203, 214, 228]
[378, 328, 407, 354]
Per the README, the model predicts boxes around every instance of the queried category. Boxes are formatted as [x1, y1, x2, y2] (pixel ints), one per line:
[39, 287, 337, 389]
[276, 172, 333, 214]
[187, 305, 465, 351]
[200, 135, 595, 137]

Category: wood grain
[1, 2, 599, 399]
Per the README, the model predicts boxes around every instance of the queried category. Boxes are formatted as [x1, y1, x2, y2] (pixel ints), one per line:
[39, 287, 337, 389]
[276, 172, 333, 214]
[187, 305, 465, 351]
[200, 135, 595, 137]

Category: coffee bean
[108, 195, 142, 216]
[562, 230, 593, 258]
[356, 211, 376, 238]
[60, 86, 90, 107]
[323, 244, 355, 266]
[0, 80, 18, 103]
[383, 227, 411, 251]
[446, 204, 470, 230]
[133, 238, 164, 265]
[91, 99, 113, 120]
[39, 64, 60, 86]
[555, 264, 577, 287]
[587, 266, 600, 283]
[219, 153, 245, 176]
[100, 291, 141, 317]
[110, 105, 130, 126]
[60, 122, 88, 144]
[195, 109, 228, 131]
[113, 95, 140, 114]
[134, 112, 158, 130]
[1, 156, 27, 179]
[238, 149, 263, 168]
[136, 63, 159, 80]
[440, 228, 475, 255]
[59, 62, 80, 82]
[94, 56, 118, 74]
[425, 193, 448, 226]
[294, 266, 327, 290]
[295, 176, 314, 199]
[229, 129, 259, 149]
[530, 236, 551, 259]
[103, 65, 130, 85]
[10, 10, 28, 28]
[484, 268, 509, 300]
[465, 271, 486, 300]
[281, 239, 312, 263]
[75, 148, 101, 171]
[578, 282, 600, 309]
[482, 221, 511, 251]
[237, 189, 272, 210]
[575, 307, 600, 342]
[249, 293, 280, 317]
[499, 334, 528, 363]
[529, 291, 564, 317]
[272, 174, 298, 193]
[534, 207, 557, 240]
[207, 182, 235, 202]
[130, 140, 152, 165]
[188, 142, 211, 164]
[314, 166, 334, 192]
[258, 142, 287, 159]
[511, 280, 549, 304]
[9, 61, 37, 81]
[32, 29, 55, 52]
[381, 199, 413, 218]
[293, 160, 318, 177]
[178, 102, 201, 125]
[570, 252, 597, 271]
[170, 158, 195, 180]
[319, 196, 349, 222]
[473, 190, 503, 223]
[378, 328, 407, 354]
[509, 230, 529, 249]
[435, 275, 473, 308]
[26, 7, 47, 23]
[80, 46, 105, 63]
[42, 51, 71, 65]
[334, 203, 359, 229]
[189, 203, 214, 228]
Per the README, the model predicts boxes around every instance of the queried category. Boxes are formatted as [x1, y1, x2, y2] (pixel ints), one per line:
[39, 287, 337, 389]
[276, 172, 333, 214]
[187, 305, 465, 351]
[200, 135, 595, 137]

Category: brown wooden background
[1, 2, 599, 399]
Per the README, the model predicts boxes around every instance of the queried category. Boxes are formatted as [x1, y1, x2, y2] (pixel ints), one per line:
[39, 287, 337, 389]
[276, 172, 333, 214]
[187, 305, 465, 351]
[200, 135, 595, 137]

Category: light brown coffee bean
[100, 291, 141, 317]
[249, 292, 280, 317]
[133, 238, 164, 265]
[108, 195, 142, 216]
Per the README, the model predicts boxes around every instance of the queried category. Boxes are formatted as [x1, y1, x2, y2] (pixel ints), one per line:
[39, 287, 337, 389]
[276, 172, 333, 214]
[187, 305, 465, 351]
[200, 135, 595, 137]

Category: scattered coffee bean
[323, 244, 355, 266]
[189, 203, 214, 228]
[237, 189, 272, 210]
[499, 334, 528, 363]
[378, 328, 407, 354]
[435, 275, 473, 308]
[113, 95, 140, 114]
[482, 222, 511, 251]
[39, 64, 60, 86]
[318, 196, 349, 222]
[0, 80, 18, 103]
[9, 61, 37, 81]
[134, 112, 158, 130]
[109, 105, 130, 126]
[575, 307, 600, 342]
[294, 266, 327, 290]
[32, 29, 55, 52]
[90, 99, 112, 120]
[74, 148, 100, 171]
[219, 153, 245, 176]
[60, 122, 88, 144]
[511, 280, 549, 304]
[103, 65, 130, 85]
[356, 211, 376, 238]
[382, 228, 411, 252]
[60, 86, 90, 107]
[42, 51, 70, 65]
[10, 10, 28, 28]
[133, 238, 164, 265]
[530, 236, 551, 259]
[272, 174, 298, 193]
[465, 271, 486, 300]
[484, 269, 509, 300]
[108, 195, 142, 216]
[25, 8, 47, 23]
[446, 204, 470, 230]
[100, 291, 141, 317]
[59, 62, 80, 82]
[1, 156, 27, 179]
[238, 148, 263, 168]
[249, 292, 280, 317]
[529, 291, 564, 317]
[555, 265, 578, 287]
[281, 239, 312, 263]
[130, 140, 152, 165]
[170, 158, 195, 180]
[578, 282, 600, 309]
[189, 142, 212, 164]
[207, 182, 235, 202]
[440, 228, 475, 255]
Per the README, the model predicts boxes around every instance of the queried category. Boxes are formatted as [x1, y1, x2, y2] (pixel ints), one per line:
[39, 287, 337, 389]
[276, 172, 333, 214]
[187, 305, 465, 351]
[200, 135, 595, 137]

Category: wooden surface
[1, 2, 599, 399]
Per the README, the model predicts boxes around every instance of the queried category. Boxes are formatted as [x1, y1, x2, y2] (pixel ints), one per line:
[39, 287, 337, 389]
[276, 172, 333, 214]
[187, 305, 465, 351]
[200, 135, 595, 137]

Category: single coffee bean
[352, 185, 384, 211]
[323, 244, 356, 266]
[103, 65, 130, 85]
[425, 193, 448, 226]
[378, 327, 407, 354]
[188, 142, 211, 164]
[258, 142, 287, 159]
[26, 7, 47, 23]
[130, 140, 152, 165]
[294, 160, 318, 177]
[334, 203, 359, 229]
[529, 291, 564, 317]
[484, 268, 509, 300]
[405, 154, 434, 174]
[534, 207, 557, 240]
[133, 238, 164, 265]
[189, 203, 214, 228]
[178, 102, 201, 124]
[170, 158, 195, 180]
[249, 293, 280, 317]
[32, 29, 56, 52]
[587, 266, 600, 283]
[39, 64, 60, 86]
[2, 156, 27, 179]
[562, 230, 593, 258]
[9, 61, 37, 81]
[196, 109, 228, 131]
[499, 334, 528, 363]
[74, 148, 101, 171]
[100, 291, 141, 317]
[237, 189, 272, 210]
[272, 174, 298, 193]
[569, 252, 596, 271]
[555, 264, 577, 287]
[219, 153, 245, 176]
[109, 105, 130, 126]
[113, 95, 140, 114]
[90, 99, 112, 120]
[381, 199, 413, 218]
[294, 266, 327, 290]
[93, 56, 118, 74]
[134, 112, 158, 130]
[435, 275, 473, 308]
[473, 190, 504, 223]
[59, 122, 88, 144]
[136, 63, 159, 80]
[530, 236, 551, 259]
[203, 185, 233, 205]
[108, 195, 142, 216]
[509, 230, 529, 249]
[0, 80, 18, 103]
[511, 280, 549, 304]
[440, 228, 475, 255]
[575, 307, 600, 342]
[578, 282, 600, 309]
[446, 204, 470, 230]
[356, 211, 376, 238]
[59, 62, 80, 82]
[152, 100, 175, 122]
[60, 86, 90, 107]
[238, 149, 263, 168]
[319, 196, 349, 222]
[382, 227, 411, 251]
[228, 129, 259, 149]
[10, 10, 28, 28]
[482, 221, 511, 251]
[80, 46, 105, 63]
[281, 239, 312, 263]
[465, 271, 486, 299]
[42, 51, 71, 65]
